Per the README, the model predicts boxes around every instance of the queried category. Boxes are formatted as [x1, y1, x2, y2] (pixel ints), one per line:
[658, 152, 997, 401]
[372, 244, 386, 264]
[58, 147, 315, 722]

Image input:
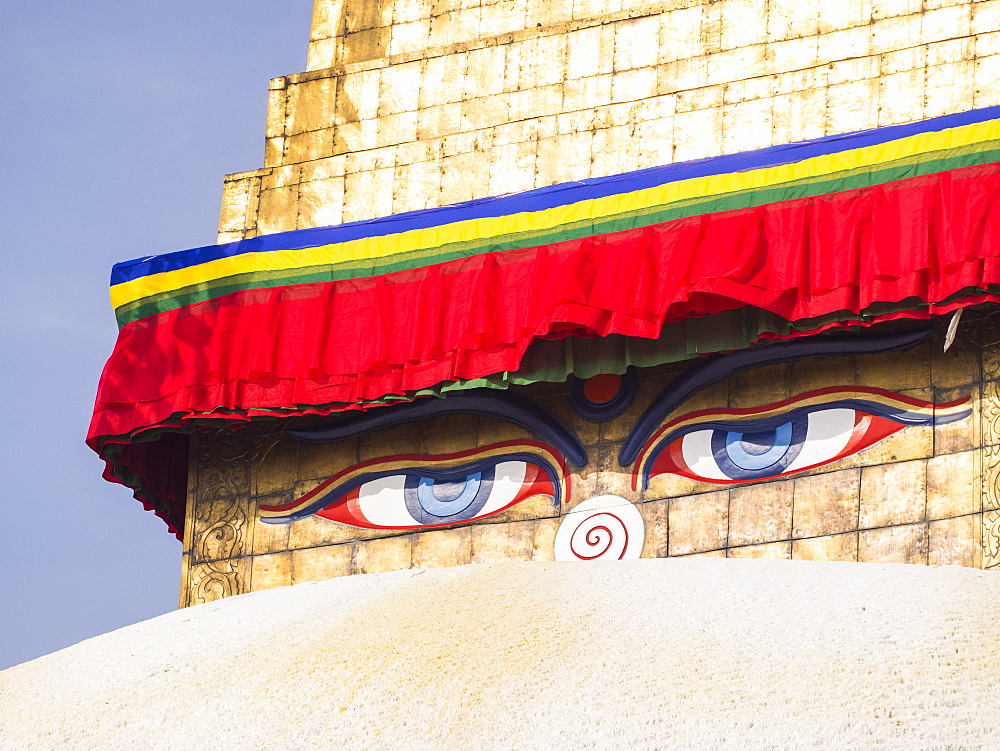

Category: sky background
[1, 1, 314, 669]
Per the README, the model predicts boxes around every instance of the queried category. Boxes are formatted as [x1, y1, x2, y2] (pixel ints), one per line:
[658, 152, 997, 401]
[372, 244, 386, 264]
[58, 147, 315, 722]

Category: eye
[260, 441, 567, 529]
[323, 460, 550, 528]
[636, 388, 970, 488]
[658, 408, 885, 483]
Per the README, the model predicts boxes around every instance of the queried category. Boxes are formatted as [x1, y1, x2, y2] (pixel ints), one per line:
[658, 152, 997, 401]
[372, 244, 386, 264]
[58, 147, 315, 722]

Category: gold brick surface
[285, 507, 405, 550]
[566, 463, 600, 515]
[855, 344, 931, 392]
[489, 493, 560, 524]
[531, 517, 560, 561]
[354, 535, 413, 574]
[788, 354, 856, 394]
[727, 363, 790, 409]
[859, 459, 927, 529]
[858, 523, 929, 565]
[218, 179, 255, 235]
[668, 489, 729, 556]
[645, 472, 723, 503]
[727, 541, 792, 559]
[928, 515, 979, 567]
[469, 520, 536, 564]
[217, 0, 990, 234]
[792, 469, 861, 539]
[417, 414, 482, 455]
[934, 386, 979, 455]
[791, 532, 859, 562]
[639, 499, 670, 558]
[255, 186, 299, 235]
[541, 394, 601, 448]
[252, 510, 291, 555]
[296, 438, 358, 488]
[477, 415, 533, 447]
[249, 552, 293, 590]
[297, 176, 346, 228]
[982, 445, 1000, 512]
[292, 544, 353, 583]
[728, 480, 794, 547]
[411, 527, 473, 568]
[841, 422, 932, 468]
[927, 450, 979, 519]
[684, 549, 727, 558]
[357, 423, 422, 464]
[284, 128, 335, 166]
[286, 78, 338, 136]
[981, 380, 1000, 446]
[250, 435, 299, 497]
[930, 339, 979, 388]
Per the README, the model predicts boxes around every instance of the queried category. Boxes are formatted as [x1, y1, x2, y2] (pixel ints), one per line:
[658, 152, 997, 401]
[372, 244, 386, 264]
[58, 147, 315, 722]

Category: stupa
[6, 1, 1000, 746]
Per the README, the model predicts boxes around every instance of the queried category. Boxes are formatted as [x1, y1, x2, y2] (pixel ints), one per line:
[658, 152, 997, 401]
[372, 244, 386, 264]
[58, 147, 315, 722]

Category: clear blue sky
[1, 1, 314, 669]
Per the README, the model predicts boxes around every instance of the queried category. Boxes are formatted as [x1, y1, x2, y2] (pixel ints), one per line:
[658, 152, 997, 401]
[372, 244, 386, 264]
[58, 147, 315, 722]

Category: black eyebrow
[618, 325, 935, 466]
[290, 390, 588, 467]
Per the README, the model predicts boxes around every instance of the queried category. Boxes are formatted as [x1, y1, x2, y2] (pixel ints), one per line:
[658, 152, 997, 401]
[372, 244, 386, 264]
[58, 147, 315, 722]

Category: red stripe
[90, 163, 1000, 449]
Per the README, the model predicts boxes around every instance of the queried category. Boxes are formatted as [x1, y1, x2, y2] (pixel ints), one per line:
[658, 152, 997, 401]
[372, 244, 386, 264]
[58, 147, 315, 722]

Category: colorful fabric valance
[90, 105, 1000, 536]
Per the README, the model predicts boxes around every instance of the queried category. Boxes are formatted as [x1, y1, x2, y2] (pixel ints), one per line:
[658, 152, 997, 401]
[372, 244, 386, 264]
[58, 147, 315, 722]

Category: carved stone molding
[183, 427, 279, 605]
[188, 560, 248, 605]
[982, 380, 1000, 448]
[981, 377, 1000, 518]
[983, 510, 1000, 570]
[974, 314, 1000, 382]
[983, 448, 1000, 513]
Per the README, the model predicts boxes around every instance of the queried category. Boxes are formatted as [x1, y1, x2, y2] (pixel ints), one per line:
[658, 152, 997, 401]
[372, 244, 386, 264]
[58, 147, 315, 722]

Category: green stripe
[116, 145, 1000, 326]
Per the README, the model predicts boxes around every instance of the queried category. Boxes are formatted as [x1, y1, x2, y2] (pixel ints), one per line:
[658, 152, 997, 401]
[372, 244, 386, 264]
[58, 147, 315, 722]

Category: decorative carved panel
[983, 510, 1000, 570]
[182, 427, 279, 606]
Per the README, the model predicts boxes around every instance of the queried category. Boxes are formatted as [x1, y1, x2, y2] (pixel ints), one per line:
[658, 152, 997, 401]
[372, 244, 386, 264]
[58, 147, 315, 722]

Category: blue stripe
[110, 105, 1000, 286]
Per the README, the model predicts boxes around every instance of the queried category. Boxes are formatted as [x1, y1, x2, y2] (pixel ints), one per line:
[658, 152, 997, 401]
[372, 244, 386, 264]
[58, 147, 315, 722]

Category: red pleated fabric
[92, 164, 1000, 442]
[90, 163, 1000, 537]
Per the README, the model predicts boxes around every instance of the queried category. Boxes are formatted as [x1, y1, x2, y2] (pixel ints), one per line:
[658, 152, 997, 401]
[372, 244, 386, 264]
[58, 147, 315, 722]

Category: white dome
[3, 559, 1000, 749]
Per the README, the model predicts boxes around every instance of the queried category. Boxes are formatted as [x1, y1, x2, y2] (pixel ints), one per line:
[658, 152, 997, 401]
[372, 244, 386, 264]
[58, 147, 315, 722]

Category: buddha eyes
[262, 388, 971, 530]
[635, 387, 971, 488]
[655, 407, 889, 483]
[259, 441, 566, 529]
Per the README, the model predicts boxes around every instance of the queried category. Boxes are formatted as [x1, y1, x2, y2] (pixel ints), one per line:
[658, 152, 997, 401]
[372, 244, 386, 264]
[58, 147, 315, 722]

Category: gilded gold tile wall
[217, 0, 1000, 243]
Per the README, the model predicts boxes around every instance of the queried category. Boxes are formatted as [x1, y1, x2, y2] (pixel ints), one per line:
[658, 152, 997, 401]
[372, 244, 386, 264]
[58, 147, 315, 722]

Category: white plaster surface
[3, 559, 1000, 749]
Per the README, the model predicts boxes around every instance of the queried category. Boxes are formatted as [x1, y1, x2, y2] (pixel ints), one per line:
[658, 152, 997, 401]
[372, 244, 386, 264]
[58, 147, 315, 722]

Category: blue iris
[404, 467, 496, 525]
[724, 422, 794, 470]
[710, 416, 808, 480]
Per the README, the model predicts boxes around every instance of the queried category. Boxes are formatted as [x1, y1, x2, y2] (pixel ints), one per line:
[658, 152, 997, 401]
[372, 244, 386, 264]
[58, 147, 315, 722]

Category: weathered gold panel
[858, 523, 929, 565]
[217, 0, 995, 243]
[668, 490, 729, 556]
[729, 479, 793, 545]
[791, 469, 861, 540]
[791, 533, 859, 562]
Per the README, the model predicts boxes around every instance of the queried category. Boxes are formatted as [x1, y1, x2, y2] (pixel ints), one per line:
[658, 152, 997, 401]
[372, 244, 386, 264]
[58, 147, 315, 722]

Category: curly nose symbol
[554, 495, 645, 561]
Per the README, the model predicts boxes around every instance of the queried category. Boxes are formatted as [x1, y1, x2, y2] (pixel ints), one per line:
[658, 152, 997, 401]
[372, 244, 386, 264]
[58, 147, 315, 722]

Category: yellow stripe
[111, 119, 1000, 309]
[936, 401, 972, 417]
